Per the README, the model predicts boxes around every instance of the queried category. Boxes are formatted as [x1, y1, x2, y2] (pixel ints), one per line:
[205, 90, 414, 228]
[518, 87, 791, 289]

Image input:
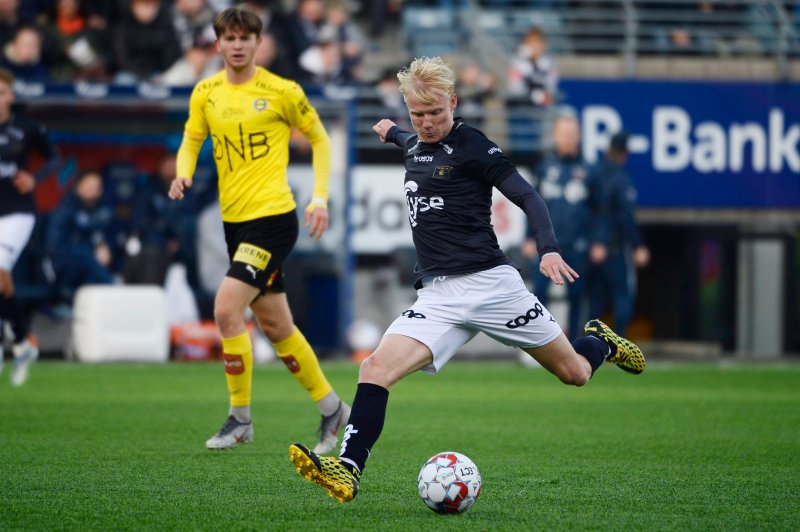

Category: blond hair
[397, 57, 456, 105]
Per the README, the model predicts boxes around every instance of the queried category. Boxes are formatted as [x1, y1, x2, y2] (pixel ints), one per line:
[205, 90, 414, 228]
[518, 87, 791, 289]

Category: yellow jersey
[181, 68, 323, 222]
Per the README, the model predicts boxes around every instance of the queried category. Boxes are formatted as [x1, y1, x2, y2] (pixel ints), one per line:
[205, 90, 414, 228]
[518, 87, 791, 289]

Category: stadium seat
[72, 285, 169, 362]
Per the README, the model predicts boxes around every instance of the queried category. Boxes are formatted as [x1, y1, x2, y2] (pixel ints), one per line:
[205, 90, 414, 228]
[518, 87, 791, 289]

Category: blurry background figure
[506, 27, 558, 154]
[323, 0, 364, 82]
[46, 169, 115, 304]
[0, 67, 59, 386]
[254, 30, 293, 78]
[285, 0, 326, 82]
[125, 151, 196, 287]
[508, 27, 558, 107]
[586, 131, 650, 337]
[0, 0, 22, 49]
[456, 59, 495, 129]
[160, 0, 223, 86]
[1, 25, 49, 81]
[521, 110, 591, 341]
[374, 65, 408, 129]
[40, 0, 107, 82]
[298, 23, 345, 85]
[112, 0, 181, 84]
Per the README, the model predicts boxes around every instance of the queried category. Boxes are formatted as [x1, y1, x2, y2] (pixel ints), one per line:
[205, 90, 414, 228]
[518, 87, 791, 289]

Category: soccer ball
[417, 452, 482, 514]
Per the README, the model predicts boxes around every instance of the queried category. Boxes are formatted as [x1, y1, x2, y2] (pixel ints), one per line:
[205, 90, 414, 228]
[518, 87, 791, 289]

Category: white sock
[317, 391, 341, 417]
[229, 405, 251, 424]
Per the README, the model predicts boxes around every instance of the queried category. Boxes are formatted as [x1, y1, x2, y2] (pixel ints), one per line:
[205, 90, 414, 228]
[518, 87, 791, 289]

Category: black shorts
[223, 211, 298, 295]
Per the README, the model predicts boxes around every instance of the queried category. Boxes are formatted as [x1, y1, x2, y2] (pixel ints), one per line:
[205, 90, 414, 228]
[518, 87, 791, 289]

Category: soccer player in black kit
[289, 57, 646, 503]
[0, 68, 60, 386]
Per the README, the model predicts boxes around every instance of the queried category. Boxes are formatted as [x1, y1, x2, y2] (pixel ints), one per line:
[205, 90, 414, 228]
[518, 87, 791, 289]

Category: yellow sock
[221, 332, 253, 407]
[274, 327, 333, 401]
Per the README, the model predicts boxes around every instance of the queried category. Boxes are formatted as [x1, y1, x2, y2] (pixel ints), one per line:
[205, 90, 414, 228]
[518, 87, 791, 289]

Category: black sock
[573, 336, 608, 375]
[339, 382, 389, 474]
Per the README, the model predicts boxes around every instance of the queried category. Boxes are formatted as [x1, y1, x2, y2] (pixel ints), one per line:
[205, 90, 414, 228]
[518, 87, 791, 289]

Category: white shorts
[0, 213, 35, 270]
[384, 264, 563, 374]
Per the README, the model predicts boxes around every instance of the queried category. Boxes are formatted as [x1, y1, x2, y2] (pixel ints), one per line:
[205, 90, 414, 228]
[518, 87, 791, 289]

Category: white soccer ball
[417, 452, 482, 514]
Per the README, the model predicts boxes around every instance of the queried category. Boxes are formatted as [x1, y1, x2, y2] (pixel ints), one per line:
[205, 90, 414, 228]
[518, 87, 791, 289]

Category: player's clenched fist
[372, 119, 397, 143]
[168, 177, 192, 200]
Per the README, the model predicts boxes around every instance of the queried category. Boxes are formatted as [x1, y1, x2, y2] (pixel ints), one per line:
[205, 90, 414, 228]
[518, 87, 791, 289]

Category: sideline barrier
[72, 285, 169, 363]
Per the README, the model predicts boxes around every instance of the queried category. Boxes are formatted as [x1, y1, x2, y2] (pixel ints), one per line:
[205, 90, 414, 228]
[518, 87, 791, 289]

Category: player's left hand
[539, 253, 578, 286]
[0, 269, 14, 297]
[304, 203, 329, 240]
[12, 170, 35, 194]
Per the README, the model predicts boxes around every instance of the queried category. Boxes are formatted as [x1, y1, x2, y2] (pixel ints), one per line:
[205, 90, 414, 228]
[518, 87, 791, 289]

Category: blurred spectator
[586, 131, 650, 337]
[356, 0, 403, 39]
[240, 0, 301, 77]
[507, 27, 558, 107]
[172, 0, 220, 52]
[112, 0, 182, 84]
[40, 0, 107, 82]
[254, 30, 294, 78]
[521, 111, 591, 341]
[0, 0, 22, 48]
[125, 151, 198, 286]
[1, 25, 50, 81]
[647, 1, 756, 56]
[46, 169, 115, 302]
[456, 60, 495, 128]
[163, 0, 224, 85]
[285, 0, 326, 81]
[374, 65, 408, 129]
[324, 0, 364, 81]
[298, 23, 346, 85]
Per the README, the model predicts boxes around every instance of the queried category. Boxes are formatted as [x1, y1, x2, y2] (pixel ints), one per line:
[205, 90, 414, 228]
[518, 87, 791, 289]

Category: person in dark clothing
[46, 169, 115, 301]
[587, 131, 650, 337]
[288, 56, 646, 504]
[111, 0, 182, 83]
[125, 151, 196, 286]
[0, 67, 60, 386]
[521, 111, 592, 341]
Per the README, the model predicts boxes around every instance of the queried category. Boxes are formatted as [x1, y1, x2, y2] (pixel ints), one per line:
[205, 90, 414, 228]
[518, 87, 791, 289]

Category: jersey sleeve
[462, 133, 516, 186]
[283, 82, 320, 133]
[183, 82, 209, 139]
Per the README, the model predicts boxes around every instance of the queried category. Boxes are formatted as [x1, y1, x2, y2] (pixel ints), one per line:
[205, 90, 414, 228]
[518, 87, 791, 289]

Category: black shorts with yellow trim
[223, 210, 298, 295]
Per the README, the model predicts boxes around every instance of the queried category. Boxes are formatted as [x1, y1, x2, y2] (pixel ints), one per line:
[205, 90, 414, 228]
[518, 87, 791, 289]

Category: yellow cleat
[289, 443, 360, 503]
[584, 319, 646, 374]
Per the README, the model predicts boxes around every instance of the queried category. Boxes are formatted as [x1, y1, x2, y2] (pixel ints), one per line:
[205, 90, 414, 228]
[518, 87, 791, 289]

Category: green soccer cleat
[584, 319, 646, 374]
[289, 443, 359, 503]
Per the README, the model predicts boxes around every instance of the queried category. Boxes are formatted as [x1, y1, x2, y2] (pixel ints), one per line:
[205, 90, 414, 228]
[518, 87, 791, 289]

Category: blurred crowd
[0, 0, 387, 86]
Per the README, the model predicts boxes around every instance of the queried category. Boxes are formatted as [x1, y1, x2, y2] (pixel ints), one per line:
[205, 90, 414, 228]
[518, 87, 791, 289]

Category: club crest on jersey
[433, 166, 453, 179]
[253, 98, 268, 112]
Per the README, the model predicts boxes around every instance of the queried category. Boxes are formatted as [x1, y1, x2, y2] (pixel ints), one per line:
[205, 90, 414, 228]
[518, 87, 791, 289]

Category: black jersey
[391, 119, 519, 285]
[0, 114, 60, 217]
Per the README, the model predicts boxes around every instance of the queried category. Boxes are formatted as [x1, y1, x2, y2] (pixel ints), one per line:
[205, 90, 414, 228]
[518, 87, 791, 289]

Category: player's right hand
[373, 119, 397, 143]
[168, 177, 192, 200]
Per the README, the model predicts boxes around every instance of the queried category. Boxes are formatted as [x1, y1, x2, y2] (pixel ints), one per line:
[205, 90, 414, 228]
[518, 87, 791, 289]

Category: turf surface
[1, 360, 799, 530]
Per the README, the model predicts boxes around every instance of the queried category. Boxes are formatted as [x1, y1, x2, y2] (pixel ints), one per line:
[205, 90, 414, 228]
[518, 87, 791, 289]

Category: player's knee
[258, 316, 293, 342]
[557, 363, 590, 387]
[213, 304, 240, 335]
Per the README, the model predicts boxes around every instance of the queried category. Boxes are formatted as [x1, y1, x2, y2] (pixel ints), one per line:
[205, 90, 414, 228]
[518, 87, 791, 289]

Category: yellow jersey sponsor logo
[233, 243, 271, 270]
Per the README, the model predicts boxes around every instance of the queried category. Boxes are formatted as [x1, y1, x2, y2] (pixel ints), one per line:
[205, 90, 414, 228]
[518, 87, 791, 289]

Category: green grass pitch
[1, 360, 799, 530]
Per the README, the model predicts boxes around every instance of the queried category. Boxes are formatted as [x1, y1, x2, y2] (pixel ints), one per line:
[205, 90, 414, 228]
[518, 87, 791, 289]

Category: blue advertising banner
[559, 79, 800, 208]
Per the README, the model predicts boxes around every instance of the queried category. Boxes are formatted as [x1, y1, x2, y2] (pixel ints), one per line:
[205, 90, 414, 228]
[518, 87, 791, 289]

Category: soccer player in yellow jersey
[169, 6, 349, 452]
